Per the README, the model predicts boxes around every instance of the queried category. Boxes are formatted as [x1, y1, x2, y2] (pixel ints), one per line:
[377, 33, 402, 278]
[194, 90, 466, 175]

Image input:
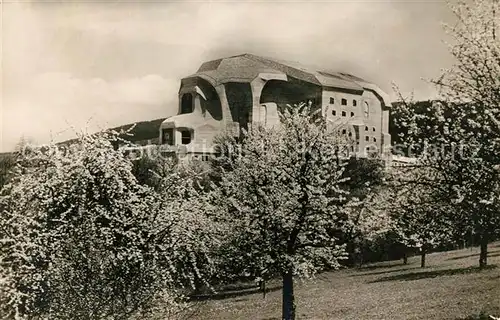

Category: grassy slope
[191, 243, 500, 320]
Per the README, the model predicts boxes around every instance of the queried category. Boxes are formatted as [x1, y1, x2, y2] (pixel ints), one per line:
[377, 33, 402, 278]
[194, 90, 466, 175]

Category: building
[159, 53, 392, 159]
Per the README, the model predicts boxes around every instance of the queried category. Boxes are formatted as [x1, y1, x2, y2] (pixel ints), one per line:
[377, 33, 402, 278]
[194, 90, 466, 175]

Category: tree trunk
[479, 234, 488, 269]
[282, 270, 295, 320]
[357, 245, 364, 267]
[402, 244, 408, 265]
[420, 246, 426, 268]
[470, 229, 474, 251]
[260, 279, 266, 299]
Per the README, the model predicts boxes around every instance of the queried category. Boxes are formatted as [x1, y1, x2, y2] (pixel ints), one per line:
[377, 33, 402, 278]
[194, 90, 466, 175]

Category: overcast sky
[1, 0, 457, 152]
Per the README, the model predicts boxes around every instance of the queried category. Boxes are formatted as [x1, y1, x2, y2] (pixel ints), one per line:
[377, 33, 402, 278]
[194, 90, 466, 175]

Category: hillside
[190, 244, 500, 320]
[108, 117, 167, 143]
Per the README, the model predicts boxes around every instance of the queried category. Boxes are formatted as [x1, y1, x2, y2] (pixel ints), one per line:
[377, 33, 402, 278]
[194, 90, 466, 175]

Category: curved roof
[183, 53, 391, 107]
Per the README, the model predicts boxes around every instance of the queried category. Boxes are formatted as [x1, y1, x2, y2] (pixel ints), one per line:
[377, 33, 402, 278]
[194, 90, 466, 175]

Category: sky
[1, 0, 457, 152]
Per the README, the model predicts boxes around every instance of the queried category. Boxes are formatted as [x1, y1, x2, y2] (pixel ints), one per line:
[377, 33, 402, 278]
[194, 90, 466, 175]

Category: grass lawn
[189, 243, 500, 320]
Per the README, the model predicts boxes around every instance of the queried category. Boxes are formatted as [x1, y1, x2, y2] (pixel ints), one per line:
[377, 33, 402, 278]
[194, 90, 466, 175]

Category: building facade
[159, 54, 392, 158]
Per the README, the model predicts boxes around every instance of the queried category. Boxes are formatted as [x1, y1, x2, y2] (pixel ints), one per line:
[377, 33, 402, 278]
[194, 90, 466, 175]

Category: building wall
[159, 67, 390, 160]
[322, 90, 363, 120]
[159, 78, 226, 154]
[260, 78, 322, 110]
[224, 82, 253, 131]
[322, 89, 387, 156]
[361, 90, 383, 154]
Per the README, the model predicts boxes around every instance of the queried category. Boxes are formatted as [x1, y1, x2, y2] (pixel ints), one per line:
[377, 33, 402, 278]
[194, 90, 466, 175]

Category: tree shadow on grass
[448, 252, 500, 261]
[350, 266, 420, 277]
[354, 262, 407, 271]
[370, 265, 498, 283]
[189, 284, 282, 301]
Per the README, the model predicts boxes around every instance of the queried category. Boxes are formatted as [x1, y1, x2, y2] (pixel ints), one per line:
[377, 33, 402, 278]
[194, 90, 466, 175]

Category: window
[342, 129, 346, 134]
[341, 98, 347, 106]
[348, 132, 352, 137]
[342, 111, 346, 117]
[365, 126, 368, 131]
[180, 130, 192, 145]
[162, 128, 174, 145]
[363, 101, 369, 118]
[332, 110, 336, 116]
[350, 112, 354, 117]
[353, 100, 357, 107]
[365, 136, 369, 141]
[373, 137, 377, 142]
[330, 97, 335, 104]
[181, 93, 193, 114]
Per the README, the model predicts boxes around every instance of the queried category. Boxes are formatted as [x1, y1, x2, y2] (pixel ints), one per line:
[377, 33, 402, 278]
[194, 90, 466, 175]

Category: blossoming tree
[0, 131, 217, 319]
[431, 0, 500, 267]
[211, 104, 385, 320]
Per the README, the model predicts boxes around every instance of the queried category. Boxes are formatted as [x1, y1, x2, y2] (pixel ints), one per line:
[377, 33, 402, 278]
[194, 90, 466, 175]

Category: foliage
[148, 156, 224, 291]
[389, 0, 500, 268]
[213, 104, 350, 278]
[211, 103, 362, 319]
[0, 131, 216, 319]
[339, 158, 392, 266]
[0, 153, 16, 190]
[435, 0, 499, 111]
[388, 167, 455, 264]
[390, 100, 447, 157]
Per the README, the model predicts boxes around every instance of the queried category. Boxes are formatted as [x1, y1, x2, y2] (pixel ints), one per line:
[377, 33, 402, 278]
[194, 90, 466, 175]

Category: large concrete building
[159, 53, 391, 158]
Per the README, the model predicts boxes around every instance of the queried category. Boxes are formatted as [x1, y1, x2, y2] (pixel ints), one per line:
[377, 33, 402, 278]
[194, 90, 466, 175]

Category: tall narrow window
[353, 100, 357, 106]
[341, 111, 346, 117]
[363, 101, 369, 118]
[350, 112, 354, 117]
[341, 98, 347, 106]
[332, 110, 336, 116]
[180, 130, 192, 145]
[181, 93, 193, 114]
[330, 97, 335, 104]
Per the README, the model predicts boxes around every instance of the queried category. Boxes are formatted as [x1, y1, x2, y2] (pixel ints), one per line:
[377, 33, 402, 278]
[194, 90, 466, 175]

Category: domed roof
[183, 53, 391, 107]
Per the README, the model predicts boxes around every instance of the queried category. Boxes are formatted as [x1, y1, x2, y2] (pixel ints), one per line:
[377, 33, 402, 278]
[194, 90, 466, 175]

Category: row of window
[330, 97, 357, 107]
[338, 129, 378, 143]
[162, 128, 193, 145]
[331, 103, 370, 118]
[332, 110, 354, 117]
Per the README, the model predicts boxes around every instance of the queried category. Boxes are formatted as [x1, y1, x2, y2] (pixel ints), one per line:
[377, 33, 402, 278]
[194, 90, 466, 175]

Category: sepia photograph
[0, 0, 499, 319]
